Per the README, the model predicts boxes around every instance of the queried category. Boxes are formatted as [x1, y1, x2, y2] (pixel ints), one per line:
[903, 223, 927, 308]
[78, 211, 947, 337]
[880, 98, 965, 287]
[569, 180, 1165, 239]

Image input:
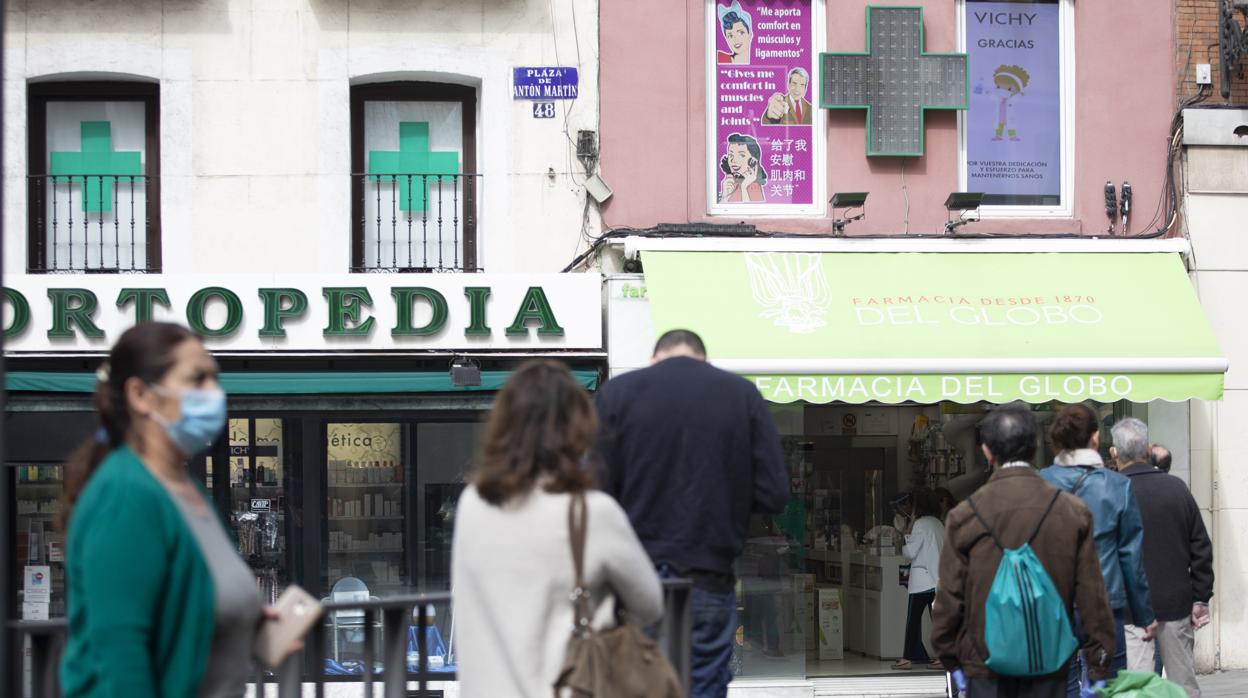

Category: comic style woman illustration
[992, 64, 1030, 141]
[717, 1, 753, 64]
[719, 133, 768, 203]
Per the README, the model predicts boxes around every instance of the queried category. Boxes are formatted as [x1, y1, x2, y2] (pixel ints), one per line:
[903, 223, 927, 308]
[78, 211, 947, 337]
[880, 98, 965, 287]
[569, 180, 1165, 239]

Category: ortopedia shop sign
[2, 274, 602, 353]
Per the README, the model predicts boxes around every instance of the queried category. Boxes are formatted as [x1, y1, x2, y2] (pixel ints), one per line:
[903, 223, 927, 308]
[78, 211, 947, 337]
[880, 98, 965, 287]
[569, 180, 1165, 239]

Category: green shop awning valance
[6, 370, 599, 395]
[641, 251, 1226, 404]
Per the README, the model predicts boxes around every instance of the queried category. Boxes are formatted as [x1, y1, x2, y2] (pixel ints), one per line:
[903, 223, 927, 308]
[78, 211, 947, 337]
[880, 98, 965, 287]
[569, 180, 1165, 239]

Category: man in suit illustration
[763, 67, 812, 125]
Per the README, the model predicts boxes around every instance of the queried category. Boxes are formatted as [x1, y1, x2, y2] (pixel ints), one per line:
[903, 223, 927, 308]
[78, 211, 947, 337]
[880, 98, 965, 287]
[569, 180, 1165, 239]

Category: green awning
[642, 251, 1226, 404]
[6, 370, 599, 395]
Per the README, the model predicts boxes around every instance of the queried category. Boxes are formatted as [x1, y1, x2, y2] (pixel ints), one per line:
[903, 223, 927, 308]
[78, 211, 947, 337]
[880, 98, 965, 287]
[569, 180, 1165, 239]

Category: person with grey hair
[1110, 417, 1150, 467]
[762, 66, 812, 125]
[1113, 420, 1213, 697]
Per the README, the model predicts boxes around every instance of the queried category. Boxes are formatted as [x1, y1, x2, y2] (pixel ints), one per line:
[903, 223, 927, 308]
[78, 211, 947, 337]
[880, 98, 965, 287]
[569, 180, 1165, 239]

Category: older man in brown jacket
[932, 404, 1117, 698]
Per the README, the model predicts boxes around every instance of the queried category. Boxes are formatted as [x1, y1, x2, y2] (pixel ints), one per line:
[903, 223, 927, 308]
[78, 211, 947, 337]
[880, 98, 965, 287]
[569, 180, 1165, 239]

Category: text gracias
[973, 10, 1039, 49]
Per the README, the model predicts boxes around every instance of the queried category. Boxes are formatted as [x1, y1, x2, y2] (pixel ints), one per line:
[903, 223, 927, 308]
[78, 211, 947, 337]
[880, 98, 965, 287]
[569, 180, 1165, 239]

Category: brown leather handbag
[552, 492, 683, 698]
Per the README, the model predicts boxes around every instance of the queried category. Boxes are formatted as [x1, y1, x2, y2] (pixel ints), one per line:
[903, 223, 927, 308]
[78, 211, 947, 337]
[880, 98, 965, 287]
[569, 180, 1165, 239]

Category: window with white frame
[960, 0, 1071, 213]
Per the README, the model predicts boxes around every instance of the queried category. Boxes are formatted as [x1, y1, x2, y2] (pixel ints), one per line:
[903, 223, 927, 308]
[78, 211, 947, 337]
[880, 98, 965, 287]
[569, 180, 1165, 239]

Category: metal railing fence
[351, 173, 480, 273]
[10, 580, 692, 697]
[26, 174, 157, 273]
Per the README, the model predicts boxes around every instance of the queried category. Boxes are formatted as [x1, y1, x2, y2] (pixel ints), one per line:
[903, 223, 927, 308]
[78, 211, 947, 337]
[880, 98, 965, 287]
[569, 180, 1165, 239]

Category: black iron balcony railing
[26, 175, 159, 273]
[351, 173, 481, 273]
[10, 580, 692, 698]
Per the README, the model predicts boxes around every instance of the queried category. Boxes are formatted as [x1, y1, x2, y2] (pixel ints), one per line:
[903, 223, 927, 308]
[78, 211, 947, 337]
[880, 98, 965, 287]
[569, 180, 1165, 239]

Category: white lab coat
[902, 515, 945, 594]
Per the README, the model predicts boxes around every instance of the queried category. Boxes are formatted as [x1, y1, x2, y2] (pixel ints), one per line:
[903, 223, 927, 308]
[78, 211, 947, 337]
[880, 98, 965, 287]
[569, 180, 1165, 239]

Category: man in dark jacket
[1112, 422, 1213, 698]
[932, 404, 1116, 698]
[594, 329, 788, 698]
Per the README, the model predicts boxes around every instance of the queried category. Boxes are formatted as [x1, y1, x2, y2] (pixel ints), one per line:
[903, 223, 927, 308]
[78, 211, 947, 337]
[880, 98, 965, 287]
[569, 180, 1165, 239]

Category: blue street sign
[513, 67, 579, 100]
[532, 102, 556, 119]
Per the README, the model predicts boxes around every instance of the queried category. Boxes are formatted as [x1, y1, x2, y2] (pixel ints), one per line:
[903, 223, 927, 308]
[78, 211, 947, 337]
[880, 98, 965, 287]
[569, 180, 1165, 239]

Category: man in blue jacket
[1039, 404, 1157, 696]
[594, 329, 789, 698]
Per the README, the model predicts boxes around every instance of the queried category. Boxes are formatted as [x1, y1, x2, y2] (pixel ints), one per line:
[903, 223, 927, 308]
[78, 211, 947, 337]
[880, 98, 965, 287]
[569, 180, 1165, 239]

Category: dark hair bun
[1048, 404, 1099, 452]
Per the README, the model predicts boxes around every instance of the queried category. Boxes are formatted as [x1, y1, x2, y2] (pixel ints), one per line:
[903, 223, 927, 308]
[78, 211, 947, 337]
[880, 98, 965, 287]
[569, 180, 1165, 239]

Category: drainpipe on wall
[0, 4, 13, 692]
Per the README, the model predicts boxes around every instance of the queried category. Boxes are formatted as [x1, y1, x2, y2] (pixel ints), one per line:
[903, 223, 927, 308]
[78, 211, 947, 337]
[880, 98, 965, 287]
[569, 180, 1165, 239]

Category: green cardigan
[60, 446, 217, 698]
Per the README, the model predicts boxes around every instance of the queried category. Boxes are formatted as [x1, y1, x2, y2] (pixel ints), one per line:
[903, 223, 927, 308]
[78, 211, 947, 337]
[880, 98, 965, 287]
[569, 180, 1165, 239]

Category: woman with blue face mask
[58, 322, 282, 698]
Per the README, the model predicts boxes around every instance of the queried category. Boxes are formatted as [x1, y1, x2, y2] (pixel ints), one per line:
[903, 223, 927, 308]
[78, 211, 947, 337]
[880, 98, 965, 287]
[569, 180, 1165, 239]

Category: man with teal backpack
[932, 404, 1117, 697]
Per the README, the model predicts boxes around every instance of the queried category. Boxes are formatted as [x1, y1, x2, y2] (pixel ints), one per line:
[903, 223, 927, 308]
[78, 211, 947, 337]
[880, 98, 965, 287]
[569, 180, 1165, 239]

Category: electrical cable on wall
[1135, 83, 1209, 239]
[548, 0, 602, 262]
[560, 225, 1100, 273]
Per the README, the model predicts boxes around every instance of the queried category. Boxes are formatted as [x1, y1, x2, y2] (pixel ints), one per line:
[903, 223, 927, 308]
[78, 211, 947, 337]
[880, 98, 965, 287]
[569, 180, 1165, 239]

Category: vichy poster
[965, 0, 1061, 206]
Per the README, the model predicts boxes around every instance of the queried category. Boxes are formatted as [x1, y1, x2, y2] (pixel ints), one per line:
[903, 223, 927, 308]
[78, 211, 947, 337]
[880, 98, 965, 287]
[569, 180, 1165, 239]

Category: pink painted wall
[600, 1, 1176, 236]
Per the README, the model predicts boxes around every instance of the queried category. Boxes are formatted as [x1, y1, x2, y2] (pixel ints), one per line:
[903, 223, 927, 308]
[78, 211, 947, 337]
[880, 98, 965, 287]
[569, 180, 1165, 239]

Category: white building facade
[3, 3, 606, 693]
[1181, 107, 1248, 673]
[3, 0, 602, 278]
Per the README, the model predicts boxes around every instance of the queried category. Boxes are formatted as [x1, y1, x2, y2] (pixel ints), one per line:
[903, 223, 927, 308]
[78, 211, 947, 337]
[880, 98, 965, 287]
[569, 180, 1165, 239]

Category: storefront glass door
[12, 463, 66, 620]
[414, 422, 482, 591]
[324, 422, 409, 599]
[233, 418, 292, 605]
[319, 418, 481, 670]
[749, 400, 1166, 681]
[204, 416, 302, 607]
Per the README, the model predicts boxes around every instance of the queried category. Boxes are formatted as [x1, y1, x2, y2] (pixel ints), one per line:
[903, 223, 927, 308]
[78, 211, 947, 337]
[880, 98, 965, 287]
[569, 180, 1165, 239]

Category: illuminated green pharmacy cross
[368, 122, 461, 213]
[50, 121, 142, 213]
[821, 6, 968, 157]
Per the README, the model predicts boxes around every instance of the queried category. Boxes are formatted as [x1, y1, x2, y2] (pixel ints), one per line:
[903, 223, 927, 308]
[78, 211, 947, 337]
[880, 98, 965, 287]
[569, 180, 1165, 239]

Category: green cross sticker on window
[49, 121, 142, 213]
[368, 122, 460, 213]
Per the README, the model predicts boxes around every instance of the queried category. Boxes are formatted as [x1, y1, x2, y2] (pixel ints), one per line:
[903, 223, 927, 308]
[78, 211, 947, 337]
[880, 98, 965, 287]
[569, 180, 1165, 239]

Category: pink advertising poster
[710, 1, 818, 213]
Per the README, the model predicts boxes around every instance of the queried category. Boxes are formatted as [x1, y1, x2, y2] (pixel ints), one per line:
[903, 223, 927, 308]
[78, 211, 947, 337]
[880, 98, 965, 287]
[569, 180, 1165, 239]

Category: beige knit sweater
[451, 485, 664, 698]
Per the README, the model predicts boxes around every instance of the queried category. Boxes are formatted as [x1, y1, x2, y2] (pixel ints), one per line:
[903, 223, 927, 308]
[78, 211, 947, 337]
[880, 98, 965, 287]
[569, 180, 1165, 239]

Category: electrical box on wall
[1197, 64, 1213, 85]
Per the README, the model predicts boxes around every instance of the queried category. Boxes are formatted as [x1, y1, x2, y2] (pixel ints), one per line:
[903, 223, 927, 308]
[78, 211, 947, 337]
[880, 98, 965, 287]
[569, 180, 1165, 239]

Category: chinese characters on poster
[711, 0, 816, 211]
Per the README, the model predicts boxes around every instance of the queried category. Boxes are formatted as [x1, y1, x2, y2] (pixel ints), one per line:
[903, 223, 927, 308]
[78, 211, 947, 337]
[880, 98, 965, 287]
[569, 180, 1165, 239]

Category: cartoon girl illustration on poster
[719, 133, 768, 203]
[991, 65, 1030, 141]
[717, 1, 753, 64]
